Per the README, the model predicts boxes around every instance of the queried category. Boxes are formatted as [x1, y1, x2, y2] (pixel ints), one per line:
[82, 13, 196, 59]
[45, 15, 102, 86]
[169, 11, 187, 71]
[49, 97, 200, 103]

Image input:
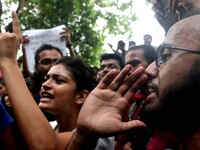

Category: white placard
[24, 25, 67, 73]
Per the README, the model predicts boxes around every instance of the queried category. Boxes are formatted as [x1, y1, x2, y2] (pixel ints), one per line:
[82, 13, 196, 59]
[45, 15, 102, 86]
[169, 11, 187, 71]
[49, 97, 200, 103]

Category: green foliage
[1, 0, 138, 67]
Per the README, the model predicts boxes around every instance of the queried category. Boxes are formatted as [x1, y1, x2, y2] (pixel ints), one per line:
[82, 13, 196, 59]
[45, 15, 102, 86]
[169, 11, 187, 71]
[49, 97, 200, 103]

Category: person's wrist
[67, 41, 72, 48]
[72, 128, 99, 149]
[0, 58, 18, 69]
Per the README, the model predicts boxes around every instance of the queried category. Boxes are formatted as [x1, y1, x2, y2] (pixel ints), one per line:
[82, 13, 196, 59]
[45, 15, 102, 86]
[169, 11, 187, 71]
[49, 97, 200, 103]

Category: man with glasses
[140, 14, 200, 149]
[118, 15, 200, 149]
[156, 44, 200, 67]
[34, 44, 63, 78]
[77, 13, 199, 148]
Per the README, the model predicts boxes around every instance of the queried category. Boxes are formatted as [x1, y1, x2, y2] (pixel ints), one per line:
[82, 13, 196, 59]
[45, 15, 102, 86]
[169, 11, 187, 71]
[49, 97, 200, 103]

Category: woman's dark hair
[54, 56, 96, 92]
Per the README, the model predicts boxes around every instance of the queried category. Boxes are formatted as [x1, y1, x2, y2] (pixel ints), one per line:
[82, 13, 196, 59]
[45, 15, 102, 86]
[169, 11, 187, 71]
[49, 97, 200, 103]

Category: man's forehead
[39, 51, 62, 59]
[102, 59, 118, 63]
[167, 14, 200, 35]
[163, 16, 200, 48]
[126, 49, 144, 56]
[125, 49, 144, 59]
[101, 59, 120, 64]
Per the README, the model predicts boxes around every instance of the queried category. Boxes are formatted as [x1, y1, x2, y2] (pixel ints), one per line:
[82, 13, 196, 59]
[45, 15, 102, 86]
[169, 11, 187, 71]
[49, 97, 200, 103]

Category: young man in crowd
[98, 53, 125, 81]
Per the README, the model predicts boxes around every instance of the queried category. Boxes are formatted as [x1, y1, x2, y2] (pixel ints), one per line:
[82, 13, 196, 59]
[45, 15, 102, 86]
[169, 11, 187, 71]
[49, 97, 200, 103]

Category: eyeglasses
[37, 58, 58, 65]
[156, 44, 200, 67]
[100, 63, 120, 70]
[0, 79, 4, 85]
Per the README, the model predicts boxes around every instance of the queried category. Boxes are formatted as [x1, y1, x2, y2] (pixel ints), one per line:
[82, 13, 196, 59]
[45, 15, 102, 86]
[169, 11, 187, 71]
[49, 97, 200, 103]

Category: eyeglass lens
[39, 59, 58, 65]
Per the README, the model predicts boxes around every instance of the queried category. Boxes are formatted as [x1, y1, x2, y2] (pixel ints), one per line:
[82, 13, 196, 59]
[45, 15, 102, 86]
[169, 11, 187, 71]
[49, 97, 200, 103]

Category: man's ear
[76, 90, 89, 104]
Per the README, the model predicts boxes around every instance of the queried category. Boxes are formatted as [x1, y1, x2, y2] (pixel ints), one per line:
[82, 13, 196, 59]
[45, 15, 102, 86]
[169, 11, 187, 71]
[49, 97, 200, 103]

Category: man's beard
[140, 59, 200, 136]
[31, 71, 47, 93]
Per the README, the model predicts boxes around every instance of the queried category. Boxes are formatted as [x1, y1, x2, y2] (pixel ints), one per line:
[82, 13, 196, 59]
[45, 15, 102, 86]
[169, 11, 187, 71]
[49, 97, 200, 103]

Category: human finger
[12, 11, 22, 43]
[62, 27, 68, 31]
[123, 74, 147, 101]
[169, 0, 178, 13]
[59, 31, 67, 35]
[150, 0, 157, 5]
[96, 65, 133, 89]
[153, 2, 162, 10]
[59, 28, 68, 35]
[153, 7, 164, 18]
[108, 66, 146, 96]
[116, 67, 146, 97]
[122, 142, 132, 150]
[96, 69, 120, 89]
[107, 65, 133, 91]
[22, 35, 29, 44]
[121, 120, 146, 132]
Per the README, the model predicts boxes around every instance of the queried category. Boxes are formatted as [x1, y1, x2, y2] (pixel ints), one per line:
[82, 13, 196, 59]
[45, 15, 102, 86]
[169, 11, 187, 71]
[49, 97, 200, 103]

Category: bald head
[164, 14, 200, 50]
[156, 14, 200, 134]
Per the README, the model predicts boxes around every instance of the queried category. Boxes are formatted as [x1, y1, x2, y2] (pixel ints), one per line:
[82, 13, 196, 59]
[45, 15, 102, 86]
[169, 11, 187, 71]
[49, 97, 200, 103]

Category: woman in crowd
[39, 55, 96, 133]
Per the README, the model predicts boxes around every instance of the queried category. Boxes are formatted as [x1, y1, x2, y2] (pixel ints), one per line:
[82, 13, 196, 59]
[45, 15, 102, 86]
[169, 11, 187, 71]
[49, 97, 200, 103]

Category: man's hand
[150, 0, 179, 33]
[60, 27, 72, 48]
[77, 65, 147, 137]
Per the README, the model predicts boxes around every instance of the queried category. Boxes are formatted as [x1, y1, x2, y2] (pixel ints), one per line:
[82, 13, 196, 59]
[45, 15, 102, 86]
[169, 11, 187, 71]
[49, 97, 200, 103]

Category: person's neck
[54, 112, 78, 133]
[179, 128, 200, 150]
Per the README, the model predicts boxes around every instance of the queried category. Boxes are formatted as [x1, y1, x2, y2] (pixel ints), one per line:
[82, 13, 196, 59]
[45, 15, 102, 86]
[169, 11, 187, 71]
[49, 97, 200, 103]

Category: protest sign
[24, 25, 67, 73]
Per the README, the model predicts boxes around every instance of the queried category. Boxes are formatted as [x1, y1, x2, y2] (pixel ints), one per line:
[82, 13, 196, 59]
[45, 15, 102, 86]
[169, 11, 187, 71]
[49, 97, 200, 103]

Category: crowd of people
[1, 0, 200, 149]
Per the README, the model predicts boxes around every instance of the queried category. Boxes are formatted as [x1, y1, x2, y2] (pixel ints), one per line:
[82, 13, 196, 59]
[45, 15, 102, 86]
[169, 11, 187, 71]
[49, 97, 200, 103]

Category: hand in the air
[77, 65, 147, 137]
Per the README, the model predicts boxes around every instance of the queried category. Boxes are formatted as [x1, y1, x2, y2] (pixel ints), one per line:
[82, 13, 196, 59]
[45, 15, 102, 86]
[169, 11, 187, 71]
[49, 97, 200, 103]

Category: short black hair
[34, 44, 63, 64]
[127, 44, 156, 64]
[100, 53, 125, 70]
[129, 41, 136, 46]
[118, 40, 125, 47]
[144, 34, 152, 39]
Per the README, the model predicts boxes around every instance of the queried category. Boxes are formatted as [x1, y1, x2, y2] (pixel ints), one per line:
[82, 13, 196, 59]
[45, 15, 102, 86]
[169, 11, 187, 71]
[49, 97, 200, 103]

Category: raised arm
[0, 11, 64, 150]
[60, 27, 76, 58]
[67, 65, 147, 149]
[150, 0, 180, 34]
[21, 35, 33, 78]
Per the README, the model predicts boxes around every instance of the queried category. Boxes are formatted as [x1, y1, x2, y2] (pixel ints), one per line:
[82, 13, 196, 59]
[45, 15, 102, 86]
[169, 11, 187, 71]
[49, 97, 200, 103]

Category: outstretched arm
[150, 0, 180, 34]
[60, 27, 76, 58]
[0, 11, 67, 150]
[67, 65, 147, 149]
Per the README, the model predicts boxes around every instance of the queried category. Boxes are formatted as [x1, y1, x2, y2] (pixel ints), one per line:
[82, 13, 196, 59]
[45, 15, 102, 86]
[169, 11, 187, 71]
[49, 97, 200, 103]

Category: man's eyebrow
[162, 43, 174, 47]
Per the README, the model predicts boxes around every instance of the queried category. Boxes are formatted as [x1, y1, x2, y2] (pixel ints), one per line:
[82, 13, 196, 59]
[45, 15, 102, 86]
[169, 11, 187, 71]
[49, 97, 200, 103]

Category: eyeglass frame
[0, 79, 4, 85]
[37, 58, 58, 65]
[156, 44, 200, 67]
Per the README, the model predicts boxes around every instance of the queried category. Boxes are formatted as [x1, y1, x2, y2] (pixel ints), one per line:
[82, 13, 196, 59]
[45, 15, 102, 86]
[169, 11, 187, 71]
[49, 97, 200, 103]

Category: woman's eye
[55, 78, 64, 83]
